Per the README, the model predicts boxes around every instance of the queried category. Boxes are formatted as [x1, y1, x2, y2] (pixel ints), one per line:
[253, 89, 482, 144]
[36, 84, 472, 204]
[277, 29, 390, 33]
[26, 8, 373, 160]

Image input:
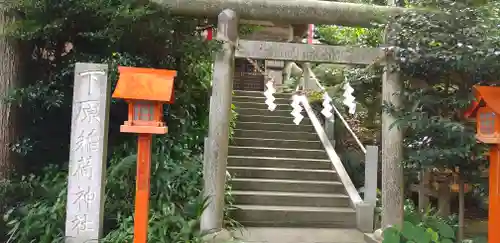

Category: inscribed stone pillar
[201, 9, 239, 233]
[65, 63, 110, 243]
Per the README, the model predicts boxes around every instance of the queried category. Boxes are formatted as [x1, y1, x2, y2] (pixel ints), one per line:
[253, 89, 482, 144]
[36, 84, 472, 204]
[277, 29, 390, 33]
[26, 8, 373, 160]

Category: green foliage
[6, 0, 217, 166]
[3, 143, 209, 242]
[388, 0, 495, 179]
[381, 200, 489, 243]
[0, 0, 239, 242]
[317, 25, 383, 47]
[382, 222, 454, 243]
[383, 200, 456, 243]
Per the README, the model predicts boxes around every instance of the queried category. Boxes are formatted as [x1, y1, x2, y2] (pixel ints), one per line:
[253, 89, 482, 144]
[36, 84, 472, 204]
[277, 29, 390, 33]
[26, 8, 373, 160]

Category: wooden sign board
[235, 40, 384, 65]
[65, 63, 111, 243]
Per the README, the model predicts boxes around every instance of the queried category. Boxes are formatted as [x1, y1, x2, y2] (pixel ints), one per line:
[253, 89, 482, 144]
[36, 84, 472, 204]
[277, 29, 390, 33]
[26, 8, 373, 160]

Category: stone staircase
[228, 90, 357, 229]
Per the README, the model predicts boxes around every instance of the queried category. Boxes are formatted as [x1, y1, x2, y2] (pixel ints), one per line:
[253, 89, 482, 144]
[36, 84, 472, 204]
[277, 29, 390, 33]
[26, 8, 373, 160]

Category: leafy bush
[2, 137, 240, 242]
[383, 221, 455, 243]
[383, 200, 456, 243]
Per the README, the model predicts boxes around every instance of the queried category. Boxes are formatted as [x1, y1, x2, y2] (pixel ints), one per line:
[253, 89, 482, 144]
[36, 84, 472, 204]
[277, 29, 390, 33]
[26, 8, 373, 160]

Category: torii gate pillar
[201, 9, 239, 234]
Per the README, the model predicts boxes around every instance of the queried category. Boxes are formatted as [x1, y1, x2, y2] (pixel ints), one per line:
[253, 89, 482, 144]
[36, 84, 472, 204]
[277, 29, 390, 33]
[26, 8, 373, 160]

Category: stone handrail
[300, 95, 363, 207]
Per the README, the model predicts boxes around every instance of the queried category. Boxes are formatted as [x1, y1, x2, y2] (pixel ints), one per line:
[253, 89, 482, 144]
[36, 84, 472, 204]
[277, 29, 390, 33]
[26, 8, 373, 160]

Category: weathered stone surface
[236, 40, 383, 65]
[364, 145, 379, 205]
[364, 232, 382, 243]
[201, 9, 239, 233]
[151, 0, 412, 27]
[356, 202, 375, 233]
[235, 227, 367, 243]
[381, 21, 404, 228]
[65, 63, 110, 243]
[201, 229, 232, 243]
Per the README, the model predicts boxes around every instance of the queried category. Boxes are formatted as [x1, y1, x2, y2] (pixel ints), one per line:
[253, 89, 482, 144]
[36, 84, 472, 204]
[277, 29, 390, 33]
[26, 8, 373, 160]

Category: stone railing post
[265, 60, 284, 92]
[357, 145, 379, 233]
[324, 115, 335, 146]
[201, 9, 239, 234]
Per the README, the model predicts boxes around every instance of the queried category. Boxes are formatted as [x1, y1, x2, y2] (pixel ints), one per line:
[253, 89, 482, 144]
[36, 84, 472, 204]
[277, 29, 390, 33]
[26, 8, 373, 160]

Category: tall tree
[0, 4, 20, 180]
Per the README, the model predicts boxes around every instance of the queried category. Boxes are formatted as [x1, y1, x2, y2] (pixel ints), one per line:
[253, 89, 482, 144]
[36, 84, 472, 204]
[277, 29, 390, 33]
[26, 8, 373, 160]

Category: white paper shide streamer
[321, 92, 333, 118]
[342, 82, 356, 114]
[290, 94, 304, 125]
[264, 80, 277, 111]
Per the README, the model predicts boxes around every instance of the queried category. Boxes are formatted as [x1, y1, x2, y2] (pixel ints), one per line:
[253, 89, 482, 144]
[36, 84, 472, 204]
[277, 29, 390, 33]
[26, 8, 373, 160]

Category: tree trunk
[457, 175, 465, 242]
[0, 5, 20, 180]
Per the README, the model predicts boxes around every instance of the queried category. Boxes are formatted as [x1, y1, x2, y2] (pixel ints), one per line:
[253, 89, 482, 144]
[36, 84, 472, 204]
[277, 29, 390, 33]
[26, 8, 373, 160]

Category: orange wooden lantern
[112, 66, 177, 243]
[465, 85, 500, 243]
[112, 66, 176, 134]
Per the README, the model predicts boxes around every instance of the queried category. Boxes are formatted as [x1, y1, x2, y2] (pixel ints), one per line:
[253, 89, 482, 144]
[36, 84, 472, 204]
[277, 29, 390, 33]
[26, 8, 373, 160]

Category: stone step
[230, 178, 345, 194]
[231, 227, 367, 243]
[228, 166, 338, 181]
[231, 205, 356, 228]
[236, 107, 299, 117]
[236, 122, 314, 133]
[238, 114, 311, 125]
[228, 156, 332, 170]
[232, 191, 350, 208]
[233, 95, 290, 104]
[234, 129, 318, 141]
[231, 137, 321, 150]
[234, 90, 292, 99]
[229, 146, 328, 160]
[234, 101, 293, 111]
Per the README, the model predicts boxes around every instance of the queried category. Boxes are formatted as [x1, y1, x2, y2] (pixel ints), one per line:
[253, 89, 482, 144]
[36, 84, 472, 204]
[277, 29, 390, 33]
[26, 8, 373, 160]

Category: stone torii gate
[152, 0, 413, 235]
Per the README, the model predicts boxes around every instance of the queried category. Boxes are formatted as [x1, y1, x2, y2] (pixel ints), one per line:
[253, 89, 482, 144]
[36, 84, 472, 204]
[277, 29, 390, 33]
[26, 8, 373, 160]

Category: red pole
[307, 24, 314, 44]
[489, 145, 500, 243]
[207, 26, 213, 41]
[133, 133, 153, 243]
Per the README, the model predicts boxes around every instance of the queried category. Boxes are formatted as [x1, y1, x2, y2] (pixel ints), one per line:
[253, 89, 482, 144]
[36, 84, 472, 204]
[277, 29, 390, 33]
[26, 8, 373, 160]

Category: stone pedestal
[356, 202, 375, 233]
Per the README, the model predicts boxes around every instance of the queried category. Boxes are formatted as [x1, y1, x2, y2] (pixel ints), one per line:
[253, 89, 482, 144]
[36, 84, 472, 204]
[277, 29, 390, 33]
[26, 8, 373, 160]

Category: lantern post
[112, 66, 177, 243]
[464, 85, 500, 243]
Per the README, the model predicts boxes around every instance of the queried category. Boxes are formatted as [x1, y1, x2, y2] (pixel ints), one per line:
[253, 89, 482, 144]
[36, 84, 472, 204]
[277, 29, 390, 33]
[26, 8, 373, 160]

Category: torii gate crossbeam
[151, 0, 414, 27]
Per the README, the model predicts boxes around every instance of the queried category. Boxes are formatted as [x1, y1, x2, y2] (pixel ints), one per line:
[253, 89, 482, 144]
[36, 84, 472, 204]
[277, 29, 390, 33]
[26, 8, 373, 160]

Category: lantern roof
[465, 85, 500, 118]
[112, 66, 177, 103]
